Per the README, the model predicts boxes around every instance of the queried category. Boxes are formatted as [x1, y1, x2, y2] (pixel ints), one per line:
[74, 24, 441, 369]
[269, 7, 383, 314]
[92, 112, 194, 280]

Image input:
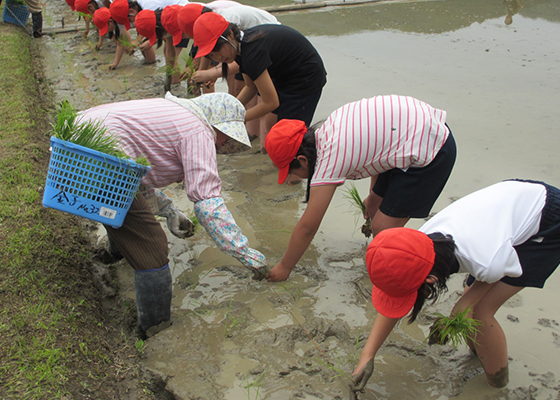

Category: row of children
[63, 0, 326, 149]
[62, 0, 560, 394]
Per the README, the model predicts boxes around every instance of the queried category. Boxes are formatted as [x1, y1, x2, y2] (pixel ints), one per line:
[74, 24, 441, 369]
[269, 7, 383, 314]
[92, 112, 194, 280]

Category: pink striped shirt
[312, 95, 449, 186]
[78, 98, 222, 203]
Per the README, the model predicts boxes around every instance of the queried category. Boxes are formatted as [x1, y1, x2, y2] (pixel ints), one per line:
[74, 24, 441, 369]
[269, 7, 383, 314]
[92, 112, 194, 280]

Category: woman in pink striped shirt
[265, 95, 456, 282]
[78, 92, 268, 337]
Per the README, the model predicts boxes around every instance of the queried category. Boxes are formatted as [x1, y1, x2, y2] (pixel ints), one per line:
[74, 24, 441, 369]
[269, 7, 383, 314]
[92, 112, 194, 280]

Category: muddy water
[38, 0, 560, 398]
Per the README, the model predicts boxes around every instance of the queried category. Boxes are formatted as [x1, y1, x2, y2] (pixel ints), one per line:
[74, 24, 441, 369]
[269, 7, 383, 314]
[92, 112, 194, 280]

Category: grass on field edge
[0, 21, 162, 400]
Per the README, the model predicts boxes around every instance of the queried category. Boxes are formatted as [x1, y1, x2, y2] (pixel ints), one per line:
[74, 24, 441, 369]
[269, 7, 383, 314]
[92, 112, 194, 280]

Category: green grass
[0, 21, 152, 400]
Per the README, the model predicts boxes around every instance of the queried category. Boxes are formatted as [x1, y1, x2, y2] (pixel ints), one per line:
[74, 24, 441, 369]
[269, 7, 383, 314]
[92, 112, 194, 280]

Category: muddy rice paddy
[38, 0, 560, 398]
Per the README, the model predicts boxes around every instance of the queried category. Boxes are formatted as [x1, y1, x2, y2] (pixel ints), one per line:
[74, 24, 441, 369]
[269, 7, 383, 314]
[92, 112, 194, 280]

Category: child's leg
[471, 282, 523, 388]
[171, 47, 182, 83]
[141, 40, 157, 64]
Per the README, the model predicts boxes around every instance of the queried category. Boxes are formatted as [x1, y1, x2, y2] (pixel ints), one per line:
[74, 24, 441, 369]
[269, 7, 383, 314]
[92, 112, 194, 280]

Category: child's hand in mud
[192, 70, 218, 86]
[350, 358, 374, 392]
[139, 40, 151, 52]
[266, 262, 292, 282]
[108, 63, 118, 70]
[428, 317, 449, 345]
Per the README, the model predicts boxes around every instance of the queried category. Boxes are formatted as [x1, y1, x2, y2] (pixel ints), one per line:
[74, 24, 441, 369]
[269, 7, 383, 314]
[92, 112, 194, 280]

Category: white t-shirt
[420, 180, 547, 283]
[206, 0, 240, 10]
[215, 5, 279, 29]
[138, 0, 188, 10]
[312, 95, 449, 186]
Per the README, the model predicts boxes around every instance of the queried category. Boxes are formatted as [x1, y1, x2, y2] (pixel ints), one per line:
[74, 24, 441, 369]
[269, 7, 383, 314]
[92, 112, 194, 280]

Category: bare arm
[267, 184, 337, 281]
[237, 74, 259, 107]
[243, 69, 279, 122]
[109, 40, 125, 69]
[354, 314, 400, 376]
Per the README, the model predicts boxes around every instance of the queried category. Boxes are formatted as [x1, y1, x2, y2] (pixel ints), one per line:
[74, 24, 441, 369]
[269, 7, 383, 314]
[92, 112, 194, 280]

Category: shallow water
[39, 0, 560, 398]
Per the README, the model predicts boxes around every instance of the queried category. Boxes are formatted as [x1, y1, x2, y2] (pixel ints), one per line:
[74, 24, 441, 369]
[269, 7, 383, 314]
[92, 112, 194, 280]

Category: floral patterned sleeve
[194, 197, 268, 277]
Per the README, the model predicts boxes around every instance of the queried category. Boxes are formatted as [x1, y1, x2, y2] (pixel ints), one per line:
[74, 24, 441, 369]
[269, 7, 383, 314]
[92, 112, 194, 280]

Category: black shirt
[236, 24, 327, 95]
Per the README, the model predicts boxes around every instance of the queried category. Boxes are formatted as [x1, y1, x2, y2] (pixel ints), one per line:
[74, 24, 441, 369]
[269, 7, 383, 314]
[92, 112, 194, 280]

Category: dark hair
[88, 0, 100, 12]
[288, 120, 322, 203]
[153, 8, 165, 48]
[107, 19, 120, 40]
[207, 23, 268, 80]
[128, 1, 141, 12]
[407, 232, 459, 323]
[204, 23, 242, 79]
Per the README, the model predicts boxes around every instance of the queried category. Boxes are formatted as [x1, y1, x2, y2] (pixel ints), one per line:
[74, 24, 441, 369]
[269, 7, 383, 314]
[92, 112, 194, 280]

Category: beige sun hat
[165, 92, 251, 148]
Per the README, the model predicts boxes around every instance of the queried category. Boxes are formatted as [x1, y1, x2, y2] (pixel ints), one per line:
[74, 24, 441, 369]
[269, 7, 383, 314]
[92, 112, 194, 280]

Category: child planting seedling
[265, 95, 456, 282]
[351, 180, 560, 395]
[343, 183, 372, 238]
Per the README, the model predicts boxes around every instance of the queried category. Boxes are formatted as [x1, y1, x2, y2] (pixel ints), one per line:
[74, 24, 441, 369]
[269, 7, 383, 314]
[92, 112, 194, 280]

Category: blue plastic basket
[2, 1, 30, 27]
[43, 137, 150, 228]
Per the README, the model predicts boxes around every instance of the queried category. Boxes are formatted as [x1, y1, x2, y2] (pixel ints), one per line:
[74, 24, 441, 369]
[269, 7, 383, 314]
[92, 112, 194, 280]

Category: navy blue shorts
[372, 126, 456, 219]
[273, 88, 323, 127]
[499, 180, 560, 288]
[176, 38, 190, 48]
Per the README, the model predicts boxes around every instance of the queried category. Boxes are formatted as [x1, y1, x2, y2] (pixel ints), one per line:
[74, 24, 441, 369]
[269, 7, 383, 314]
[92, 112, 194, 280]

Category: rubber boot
[32, 12, 43, 38]
[134, 264, 172, 338]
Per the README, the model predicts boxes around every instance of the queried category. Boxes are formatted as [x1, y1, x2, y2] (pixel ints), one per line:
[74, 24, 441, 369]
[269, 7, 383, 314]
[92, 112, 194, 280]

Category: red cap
[162, 5, 184, 46]
[265, 119, 307, 184]
[193, 12, 229, 58]
[177, 3, 203, 38]
[110, 0, 131, 30]
[74, 0, 90, 14]
[134, 9, 157, 46]
[366, 228, 435, 319]
[93, 7, 111, 36]
[65, 0, 76, 11]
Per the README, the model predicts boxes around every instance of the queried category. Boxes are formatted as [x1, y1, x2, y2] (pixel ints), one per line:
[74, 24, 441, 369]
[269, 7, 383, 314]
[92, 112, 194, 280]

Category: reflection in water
[259, 0, 560, 36]
[503, 0, 525, 25]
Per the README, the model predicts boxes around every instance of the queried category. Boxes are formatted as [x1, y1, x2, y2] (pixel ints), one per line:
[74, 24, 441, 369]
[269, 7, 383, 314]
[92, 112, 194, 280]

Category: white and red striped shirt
[312, 95, 449, 186]
[78, 98, 222, 203]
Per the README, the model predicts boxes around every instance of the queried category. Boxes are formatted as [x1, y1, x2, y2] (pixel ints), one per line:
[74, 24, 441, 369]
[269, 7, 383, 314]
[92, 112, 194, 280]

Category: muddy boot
[32, 12, 43, 38]
[134, 264, 172, 338]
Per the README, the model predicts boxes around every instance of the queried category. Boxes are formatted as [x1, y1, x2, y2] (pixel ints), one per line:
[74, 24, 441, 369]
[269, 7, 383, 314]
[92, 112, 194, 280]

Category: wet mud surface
[38, 0, 560, 398]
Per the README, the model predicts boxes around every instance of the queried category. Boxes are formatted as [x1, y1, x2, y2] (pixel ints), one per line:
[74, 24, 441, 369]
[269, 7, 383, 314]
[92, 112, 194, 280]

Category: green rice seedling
[240, 367, 267, 400]
[135, 338, 145, 355]
[179, 53, 204, 96]
[279, 283, 304, 302]
[187, 210, 200, 233]
[343, 183, 372, 238]
[427, 308, 482, 348]
[76, 11, 91, 21]
[51, 101, 150, 166]
[224, 298, 245, 338]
